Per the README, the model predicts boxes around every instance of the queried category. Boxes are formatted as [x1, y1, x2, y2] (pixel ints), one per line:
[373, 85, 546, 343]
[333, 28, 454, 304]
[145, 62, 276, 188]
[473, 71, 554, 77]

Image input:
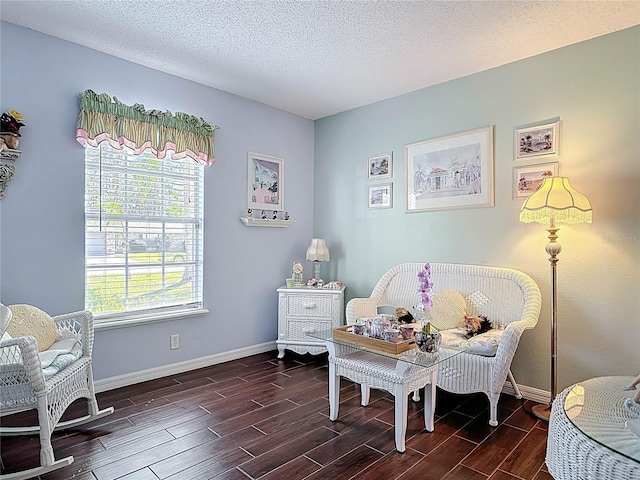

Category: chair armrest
[53, 310, 94, 358]
[345, 298, 379, 325]
[0, 335, 46, 394]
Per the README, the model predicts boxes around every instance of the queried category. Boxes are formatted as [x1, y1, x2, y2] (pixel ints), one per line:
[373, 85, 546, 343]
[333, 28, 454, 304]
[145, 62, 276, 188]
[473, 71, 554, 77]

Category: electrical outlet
[170, 334, 179, 350]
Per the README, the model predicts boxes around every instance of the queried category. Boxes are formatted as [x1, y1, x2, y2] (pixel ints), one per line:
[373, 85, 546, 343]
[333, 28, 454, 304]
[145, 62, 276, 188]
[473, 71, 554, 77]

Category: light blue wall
[314, 26, 640, 392]
[0, 22, 314, 380]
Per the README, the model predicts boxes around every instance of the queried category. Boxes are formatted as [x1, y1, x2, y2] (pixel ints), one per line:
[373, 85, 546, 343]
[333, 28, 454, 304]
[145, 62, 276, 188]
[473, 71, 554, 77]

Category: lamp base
[313, 262, 321, 282]
[531, 403, 552, 422]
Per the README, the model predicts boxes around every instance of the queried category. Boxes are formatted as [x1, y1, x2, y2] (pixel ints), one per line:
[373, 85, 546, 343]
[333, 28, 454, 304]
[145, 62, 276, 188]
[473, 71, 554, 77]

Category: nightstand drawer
[284, 294, 333, 319]
[287, 319, 332, 342]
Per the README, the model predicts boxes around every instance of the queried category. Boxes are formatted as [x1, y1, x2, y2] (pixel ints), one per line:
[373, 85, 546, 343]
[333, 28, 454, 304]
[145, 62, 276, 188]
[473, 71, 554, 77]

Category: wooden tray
[332, 326, 416, 355]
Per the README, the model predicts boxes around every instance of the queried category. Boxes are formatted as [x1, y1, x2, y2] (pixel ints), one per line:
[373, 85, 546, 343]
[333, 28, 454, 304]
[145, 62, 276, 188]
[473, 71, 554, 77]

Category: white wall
[0, 22, 315, 380]
[314, 26, 640, 393]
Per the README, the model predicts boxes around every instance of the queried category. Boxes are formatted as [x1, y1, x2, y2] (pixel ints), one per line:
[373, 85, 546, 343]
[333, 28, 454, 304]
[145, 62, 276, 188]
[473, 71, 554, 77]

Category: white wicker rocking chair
[0, 307, 113, 480]
[345, 263, 542, 426]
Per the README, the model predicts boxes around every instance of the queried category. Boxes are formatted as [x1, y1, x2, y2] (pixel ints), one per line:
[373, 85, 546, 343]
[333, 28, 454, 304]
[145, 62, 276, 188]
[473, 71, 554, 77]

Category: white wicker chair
[0, 307, 113, 480]
[345, 263, 542, 426]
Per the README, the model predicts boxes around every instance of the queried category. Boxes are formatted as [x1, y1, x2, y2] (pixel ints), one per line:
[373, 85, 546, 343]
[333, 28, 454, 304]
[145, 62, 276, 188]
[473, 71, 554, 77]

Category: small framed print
[248, 152, 284, 211]
[513, 162, 559, 199]
[368, 182, 393, 209]
[367, 152, 393, 179]
[515, 120, 560, 160]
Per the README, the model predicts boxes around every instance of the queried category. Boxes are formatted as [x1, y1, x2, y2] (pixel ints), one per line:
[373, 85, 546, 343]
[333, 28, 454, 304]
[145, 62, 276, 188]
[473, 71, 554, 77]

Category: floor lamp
[519, 176, 592, 421]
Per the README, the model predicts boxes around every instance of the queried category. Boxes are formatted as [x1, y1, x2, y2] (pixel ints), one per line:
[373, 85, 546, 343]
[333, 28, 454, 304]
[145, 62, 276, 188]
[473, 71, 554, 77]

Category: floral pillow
[423, 290, 467, 331]
[7, 304, 57, 352]
[440, 327, 503, 357]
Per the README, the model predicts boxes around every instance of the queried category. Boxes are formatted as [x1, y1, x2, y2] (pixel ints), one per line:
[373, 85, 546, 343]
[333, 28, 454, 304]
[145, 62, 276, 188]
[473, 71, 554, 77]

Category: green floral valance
[76, 90, 218, 166]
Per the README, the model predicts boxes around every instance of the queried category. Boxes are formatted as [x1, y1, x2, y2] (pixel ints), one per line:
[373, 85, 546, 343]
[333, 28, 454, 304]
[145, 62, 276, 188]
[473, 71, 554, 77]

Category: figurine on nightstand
[284, 211, 290, 220]
[261, 210, 267, 219]
[272, 210, 279, 220]
[247, 208, 252, 218]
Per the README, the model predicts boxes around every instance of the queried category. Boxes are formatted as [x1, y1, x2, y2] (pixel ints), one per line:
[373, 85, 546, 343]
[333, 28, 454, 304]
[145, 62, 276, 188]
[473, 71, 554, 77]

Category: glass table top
[563, 376, 640, 463]
[305, 326, 463, 368]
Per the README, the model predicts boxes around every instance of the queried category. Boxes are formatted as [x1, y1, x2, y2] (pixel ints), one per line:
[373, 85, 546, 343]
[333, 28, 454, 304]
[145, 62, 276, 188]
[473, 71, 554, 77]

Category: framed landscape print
[515, 120, 560, 159]
[513, 162, 559, 199]
[248, 152, 284, 211]
[405, 126, 494, 213]
[367, 152, 393, 179]
[368, 182, 393, 209]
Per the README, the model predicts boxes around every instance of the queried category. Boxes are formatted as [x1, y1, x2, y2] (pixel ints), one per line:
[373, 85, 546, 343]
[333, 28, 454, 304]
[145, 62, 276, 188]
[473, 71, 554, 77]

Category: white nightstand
[276, 285, 345, 358]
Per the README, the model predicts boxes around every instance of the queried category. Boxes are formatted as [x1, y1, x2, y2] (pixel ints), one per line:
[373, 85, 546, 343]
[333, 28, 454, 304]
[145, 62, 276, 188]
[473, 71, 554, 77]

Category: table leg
[424, 373, 436, 432]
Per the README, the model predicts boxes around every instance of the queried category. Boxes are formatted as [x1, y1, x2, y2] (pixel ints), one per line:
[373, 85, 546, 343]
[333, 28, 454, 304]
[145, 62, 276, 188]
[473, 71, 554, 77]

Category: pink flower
[417, 263, 433, 311]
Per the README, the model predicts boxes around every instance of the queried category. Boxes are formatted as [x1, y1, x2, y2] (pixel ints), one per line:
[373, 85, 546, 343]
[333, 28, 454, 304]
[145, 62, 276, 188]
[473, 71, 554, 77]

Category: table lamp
[519, 176, 592, 421]
[306, 238, 330, 283]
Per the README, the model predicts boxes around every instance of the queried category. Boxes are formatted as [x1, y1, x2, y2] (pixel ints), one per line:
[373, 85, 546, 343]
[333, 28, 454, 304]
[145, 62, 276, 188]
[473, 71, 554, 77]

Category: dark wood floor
[1, 351, 552, 480]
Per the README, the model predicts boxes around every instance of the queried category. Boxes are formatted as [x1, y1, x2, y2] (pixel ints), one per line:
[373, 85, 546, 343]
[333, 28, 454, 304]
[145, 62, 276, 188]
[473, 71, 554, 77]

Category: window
[84, 142, 204, 322]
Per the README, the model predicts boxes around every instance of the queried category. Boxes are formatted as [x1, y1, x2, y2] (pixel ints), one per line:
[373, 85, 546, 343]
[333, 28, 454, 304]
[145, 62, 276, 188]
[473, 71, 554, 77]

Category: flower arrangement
[417, 262, 433, 312]
[415, 263, 441, 352]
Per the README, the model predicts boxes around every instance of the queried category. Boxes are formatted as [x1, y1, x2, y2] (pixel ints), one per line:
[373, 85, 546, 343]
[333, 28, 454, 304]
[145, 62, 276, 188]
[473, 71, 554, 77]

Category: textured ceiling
[1, 1, 638, 119]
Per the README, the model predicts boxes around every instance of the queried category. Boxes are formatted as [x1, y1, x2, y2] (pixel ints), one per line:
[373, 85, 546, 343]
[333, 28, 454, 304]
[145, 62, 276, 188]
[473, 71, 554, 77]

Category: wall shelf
[240, 217, 296, 228]
[0, 148, 21, 199]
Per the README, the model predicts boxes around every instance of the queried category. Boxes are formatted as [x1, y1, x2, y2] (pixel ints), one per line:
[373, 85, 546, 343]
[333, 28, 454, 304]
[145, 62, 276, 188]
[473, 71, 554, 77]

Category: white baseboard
[503, 381, 549, 404]
[95, 341, 550, 405]
[94, 341, 277, 393]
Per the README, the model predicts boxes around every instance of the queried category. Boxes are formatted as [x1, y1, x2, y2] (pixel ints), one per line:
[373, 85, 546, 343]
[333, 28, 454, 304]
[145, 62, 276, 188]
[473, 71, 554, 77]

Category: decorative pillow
[7, 304, 57, 352]
[424, 290, 467, 330]
[440, 327, 503, 357]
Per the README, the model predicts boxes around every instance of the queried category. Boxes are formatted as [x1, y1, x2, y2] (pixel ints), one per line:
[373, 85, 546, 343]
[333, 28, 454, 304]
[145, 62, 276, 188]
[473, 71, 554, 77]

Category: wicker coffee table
[547, 376, 640, 480]
[306, 327, 463, 452]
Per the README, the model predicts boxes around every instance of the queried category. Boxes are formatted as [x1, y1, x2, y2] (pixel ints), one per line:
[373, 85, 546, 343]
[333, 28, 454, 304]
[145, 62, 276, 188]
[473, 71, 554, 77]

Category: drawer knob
[302, 302, 316, 308]
[302, 327, 315, 333]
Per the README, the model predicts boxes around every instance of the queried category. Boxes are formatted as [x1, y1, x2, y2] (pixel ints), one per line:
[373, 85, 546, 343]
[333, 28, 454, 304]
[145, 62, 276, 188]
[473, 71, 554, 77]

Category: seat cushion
[424, 290, 467, 330]
[440, 327, 503, 357]
[7, 304, 57, 352]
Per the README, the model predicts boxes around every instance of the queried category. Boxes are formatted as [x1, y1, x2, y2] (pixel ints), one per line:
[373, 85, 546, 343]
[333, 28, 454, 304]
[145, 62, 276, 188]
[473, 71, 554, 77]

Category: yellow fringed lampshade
[520, 177, 592, 225]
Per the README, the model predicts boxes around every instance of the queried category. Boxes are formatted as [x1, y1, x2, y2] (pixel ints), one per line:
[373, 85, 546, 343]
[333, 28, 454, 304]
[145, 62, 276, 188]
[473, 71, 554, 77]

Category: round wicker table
[547, 376, 640, 480]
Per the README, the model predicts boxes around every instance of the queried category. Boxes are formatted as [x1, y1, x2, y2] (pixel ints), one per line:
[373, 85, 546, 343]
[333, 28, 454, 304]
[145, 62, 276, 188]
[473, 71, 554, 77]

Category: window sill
[94, 308, 209, 331]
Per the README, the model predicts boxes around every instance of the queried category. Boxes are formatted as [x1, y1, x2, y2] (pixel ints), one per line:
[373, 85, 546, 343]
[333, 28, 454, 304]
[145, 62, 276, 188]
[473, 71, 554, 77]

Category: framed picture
[247, 152, 284, 211]
[367, 152, 393, 179]
[405, 126, 494, 213]
[513, 162, 559, 199]
[514, 120, 560, 160]
[368, 182, 393, 209]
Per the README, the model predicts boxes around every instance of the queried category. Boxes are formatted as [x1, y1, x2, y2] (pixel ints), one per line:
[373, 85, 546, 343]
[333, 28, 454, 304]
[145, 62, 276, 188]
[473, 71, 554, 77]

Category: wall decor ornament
[0, 109, 25, 149]
[405, 126, 494, 213]
[514, 120, 560, 160]
[247, 152, 284, 211]
[367, 151, 393, 179]
[367, 182, 393, 209]
[0, 109, 25, 198]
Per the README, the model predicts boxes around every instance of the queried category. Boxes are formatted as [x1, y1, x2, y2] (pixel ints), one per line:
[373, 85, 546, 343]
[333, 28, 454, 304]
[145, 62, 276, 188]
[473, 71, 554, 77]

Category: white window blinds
[84, 142, 204, 320]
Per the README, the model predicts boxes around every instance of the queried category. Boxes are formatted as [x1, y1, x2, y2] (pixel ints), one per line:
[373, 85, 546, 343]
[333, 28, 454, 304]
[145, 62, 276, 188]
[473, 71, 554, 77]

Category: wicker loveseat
[345, 263, 542, 426]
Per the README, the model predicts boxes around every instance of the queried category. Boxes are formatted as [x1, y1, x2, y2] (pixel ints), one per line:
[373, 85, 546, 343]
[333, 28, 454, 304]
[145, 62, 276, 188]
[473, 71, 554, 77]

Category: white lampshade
[520, 177, 592, 226]
[306, 238, 330, 262]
